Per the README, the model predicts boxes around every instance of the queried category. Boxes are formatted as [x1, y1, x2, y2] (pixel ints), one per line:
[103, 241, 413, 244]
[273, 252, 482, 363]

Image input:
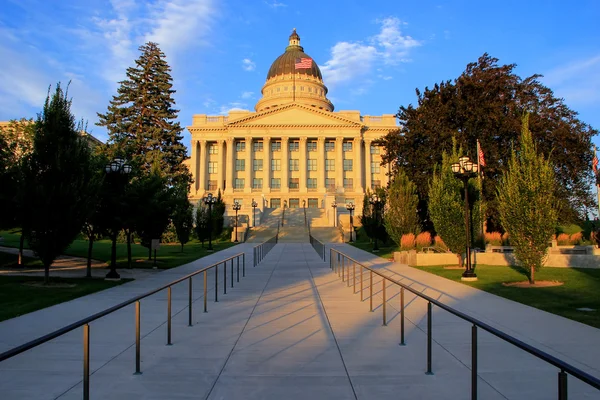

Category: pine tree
[497, 114, 558, 284]
[384, 169, 420, 246]
[97, 42, 191, 186]
[23, 83, 98, 283]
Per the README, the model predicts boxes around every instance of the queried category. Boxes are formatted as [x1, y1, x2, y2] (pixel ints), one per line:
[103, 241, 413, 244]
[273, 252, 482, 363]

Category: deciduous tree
[383, 169, 420, 246]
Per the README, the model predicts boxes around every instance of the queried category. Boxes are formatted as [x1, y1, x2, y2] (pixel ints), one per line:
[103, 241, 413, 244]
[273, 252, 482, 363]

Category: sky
[1, 0, 599, 151]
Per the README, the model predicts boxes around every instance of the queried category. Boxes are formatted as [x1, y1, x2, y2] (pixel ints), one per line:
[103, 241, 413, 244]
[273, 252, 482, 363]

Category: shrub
[569, 232, 583, 245]
[434, 235, 449, 251]
[557, 233, 570, 246]
[400, 233, 416, 250]
[485, 232, 502, 246]
[415, 232, 432, 251]
[161, 222, 178, 244]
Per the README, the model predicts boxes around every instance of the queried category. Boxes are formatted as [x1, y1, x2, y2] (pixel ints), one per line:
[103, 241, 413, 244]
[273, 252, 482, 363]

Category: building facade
[187, 30, 399, 212]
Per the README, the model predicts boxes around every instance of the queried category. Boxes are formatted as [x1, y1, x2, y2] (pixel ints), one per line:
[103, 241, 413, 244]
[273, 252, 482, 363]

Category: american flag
[593, 148, 598, 173]
[295, 57, 312, 69]
[477, 140, 486, 167]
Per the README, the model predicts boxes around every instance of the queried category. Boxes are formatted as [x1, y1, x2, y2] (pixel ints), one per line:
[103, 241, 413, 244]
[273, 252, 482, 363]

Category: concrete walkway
[0, 243, 599, 399]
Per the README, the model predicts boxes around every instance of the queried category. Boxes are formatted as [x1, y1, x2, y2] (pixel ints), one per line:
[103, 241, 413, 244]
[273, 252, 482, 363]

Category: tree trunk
[86, 234, 94, 278]
[126, 231, 132, 269]
[148, 246, 152, 260]
[456, 253, 464, 269]
[44, 263, 50, 284]
[181, 243, 184, 253]
[18, 234, 25, 266]
[529, 267, 535, 284]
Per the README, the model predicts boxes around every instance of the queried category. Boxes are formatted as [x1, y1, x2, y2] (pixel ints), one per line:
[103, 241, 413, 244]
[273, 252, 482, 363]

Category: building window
[208, 144, 218, 154]
[343, 159, 353, 171]
[270, 198, 281, 208]
[308, 87, 312, 93]
[325, 141, 335, 152]
[236, 141, 246, 152]
[372, 179, 381, 189]
[325, 159, 335, 171]
[326, 178, 335, 190]
[370, 144, 380, 154]
[271, 178, 281, 189]
[234, 198, 243, 207]
[254, 141, 263, 152]
[208, 162, 217, 174]
[308, 198, 318, 208]
[253, 159, 263, 171]
[271, 141, 281, 152]
[307, 159, 317, 171]
[343, 141, 353, 152]
[307, 140, 317, 152]
[271, 159, 281, 171]
[371, 161, 380, 173]
[289, 159, 299, 171]
[289, 140, 299, 152]
[344, 178, 353, 189]
[289, 198, 300, 208]
[289, 178, 299, 189]
[300, 86, 304, 91]
[235, 159, 245, 171]
[234, 178, 245, 189]
[207, 180, 217, 190]
[307, 178, 317, 189]
[253, 178, 263, 189]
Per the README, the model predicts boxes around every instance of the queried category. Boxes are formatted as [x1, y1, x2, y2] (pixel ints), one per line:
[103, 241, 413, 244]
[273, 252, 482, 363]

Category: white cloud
[242, 58, 256, 71]
[543, 55, 600, 106]
[219, 102, 249, 115]
[321, 16, 421, 88]
[241, 91, 254, 99]
[265, 1, 287, 8]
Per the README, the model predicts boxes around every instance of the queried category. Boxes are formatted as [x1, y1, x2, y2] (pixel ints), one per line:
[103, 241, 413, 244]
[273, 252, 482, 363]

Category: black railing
[309, 233, 325, 261]
[253, 225, 279, 267]
[329, 249, 600, 400]
[0, 252, 247, 400]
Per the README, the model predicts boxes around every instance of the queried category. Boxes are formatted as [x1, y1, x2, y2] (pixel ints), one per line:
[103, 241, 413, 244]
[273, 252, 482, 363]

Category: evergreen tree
[23, 83, 97, 283]
[194, 203, 210, 247]
[384, 169, 420, 246]
[211, 190, 226, 237]
[172, 185, 193, 251]
[97, 42, 191, 186]
[497, 114, 558, 284]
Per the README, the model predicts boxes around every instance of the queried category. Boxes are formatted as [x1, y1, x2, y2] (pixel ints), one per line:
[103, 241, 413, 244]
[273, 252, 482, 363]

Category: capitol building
[187, 29, 399, 214]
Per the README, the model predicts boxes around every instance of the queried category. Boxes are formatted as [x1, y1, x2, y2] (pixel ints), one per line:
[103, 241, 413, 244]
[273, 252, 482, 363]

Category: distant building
[0, 120, 104, 151]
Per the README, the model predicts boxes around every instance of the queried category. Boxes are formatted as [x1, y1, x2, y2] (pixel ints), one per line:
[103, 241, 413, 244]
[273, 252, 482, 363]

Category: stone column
[198, 140, 207, 194]
[354, 137, 363, 193]
[190, 139, 198, 193]
[225, 138, 233, 194]
[364, 139, 372, 191]
[245, 137, 253, 193]
[317, 137, 325, 192]
[281, 137, 289, 193]
[299, 137, 307, 193]
[264, 137, 271, 191]
[336, 137, 344, 191]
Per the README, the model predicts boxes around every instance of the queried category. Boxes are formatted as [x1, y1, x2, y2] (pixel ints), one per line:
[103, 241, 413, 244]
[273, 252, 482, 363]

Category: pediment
[226, 104, 362, 127]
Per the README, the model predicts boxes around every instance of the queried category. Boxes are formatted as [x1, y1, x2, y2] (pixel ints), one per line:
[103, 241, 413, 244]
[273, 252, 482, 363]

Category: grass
[0, 252, 43, 269]
[0, 275, 128, 322]
[348, 226, 399, 259]
[0, 229, 237, 270]
[412, 264, 600, 329]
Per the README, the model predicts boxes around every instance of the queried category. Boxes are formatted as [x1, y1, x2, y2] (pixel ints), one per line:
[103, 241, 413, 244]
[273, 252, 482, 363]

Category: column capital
[299, 136, 307, 143]
[281, 136, 289, 143]
[336, 136, 344, 143]
[226, 137, 234, 144]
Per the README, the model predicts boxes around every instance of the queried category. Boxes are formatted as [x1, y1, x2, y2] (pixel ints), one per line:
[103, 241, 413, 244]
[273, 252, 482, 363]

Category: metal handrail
[329, 248, 600, 399]
[0, 251, 247, 399]
[253, 227, 279, 267]
[308, 228, 325, 261]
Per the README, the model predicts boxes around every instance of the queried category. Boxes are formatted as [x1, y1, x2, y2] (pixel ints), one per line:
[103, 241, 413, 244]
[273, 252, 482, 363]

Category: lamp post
[451, 156, 479, 280]
[346, 202, 355, 243]
[203, 193, 217, 252]
[282, 200, 287, 226]
[233, 201, 241, 243]
[105, 158, 132, 280]
[369, 194, 381, 252]
[252, 199, 258, 227]
[331, 202, 337, 227]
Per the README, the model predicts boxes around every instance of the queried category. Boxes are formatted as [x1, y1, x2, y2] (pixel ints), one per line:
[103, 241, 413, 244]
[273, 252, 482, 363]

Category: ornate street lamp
[233, 201, 241, 243]
[251, 198, 258, 227]
[346, 202, 355, 243]
[369, 194, 381, 252]
[105, 158, 132, 280]
[331, 202, 337, 227]
[203, 193, 217, 252]
[282, 200, 287, 226]
[451, 156, 479, 280]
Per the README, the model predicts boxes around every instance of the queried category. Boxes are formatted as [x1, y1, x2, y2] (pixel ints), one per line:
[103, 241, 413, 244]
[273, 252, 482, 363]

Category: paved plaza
[1, 243, 599, 399]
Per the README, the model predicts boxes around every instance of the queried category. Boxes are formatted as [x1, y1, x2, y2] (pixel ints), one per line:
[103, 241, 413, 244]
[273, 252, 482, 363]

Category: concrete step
[277, 226, 309, 243]
[309, 227, 344, 243]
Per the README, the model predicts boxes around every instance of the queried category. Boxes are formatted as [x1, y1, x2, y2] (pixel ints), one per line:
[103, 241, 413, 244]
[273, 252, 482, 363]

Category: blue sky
[1, 0, 599, 151]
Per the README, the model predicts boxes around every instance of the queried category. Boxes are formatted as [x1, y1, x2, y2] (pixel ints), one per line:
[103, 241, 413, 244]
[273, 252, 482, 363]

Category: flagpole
[477, 139, 484, 240]
[293, 70, 296, 102]
[596, 145, 599, 220]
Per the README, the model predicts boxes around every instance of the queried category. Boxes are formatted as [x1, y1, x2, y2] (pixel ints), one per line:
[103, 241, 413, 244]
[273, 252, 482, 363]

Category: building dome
[255, 29, 333, 112]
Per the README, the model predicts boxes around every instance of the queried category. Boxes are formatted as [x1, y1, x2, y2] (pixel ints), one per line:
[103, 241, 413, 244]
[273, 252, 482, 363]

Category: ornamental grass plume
[434, 235, 449, 251]
[485, 232, 502, 246]
[556, 233, 570, 246]
[569, 232, 583, 245]
[415, 232, 432, 251]
[400, 233, 416, 250]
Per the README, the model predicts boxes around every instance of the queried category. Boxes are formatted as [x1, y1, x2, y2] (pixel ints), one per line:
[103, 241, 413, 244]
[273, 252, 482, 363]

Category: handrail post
[360, 265, 364, 301]
[243, 253, 246, 276]
[231, 259, 234, 288]
[135, 300, 141, 374]
[83, 324, 90, 400]
[426, 301, 433, 375]
[382, 279, 387, 326]
[400, 287, 405, 346]
[237, 257, 240, 282]
[223, 262, 227, 295]
[203, 271, 208, 312]
[215, 265, 219, 302]
[472, 324, 477, 399]
[342, 257, 345, 282]
[167, 287, 172, 344]
[353, 262, 356, 293]
[559, 370, 568, 400]
[370, 270, 373, 312]
[188, 278, 193, 327]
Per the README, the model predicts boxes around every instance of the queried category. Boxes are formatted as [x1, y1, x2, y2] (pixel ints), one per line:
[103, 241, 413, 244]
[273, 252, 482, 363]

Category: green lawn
[412, 264, 600, 329]
[349, 240, 398, 260]
[0, 275, 128, 322]
[0, 229, 237, 270]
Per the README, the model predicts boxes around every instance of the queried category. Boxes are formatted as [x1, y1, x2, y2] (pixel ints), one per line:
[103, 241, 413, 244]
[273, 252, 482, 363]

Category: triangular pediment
[226, 104, 363, 127]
